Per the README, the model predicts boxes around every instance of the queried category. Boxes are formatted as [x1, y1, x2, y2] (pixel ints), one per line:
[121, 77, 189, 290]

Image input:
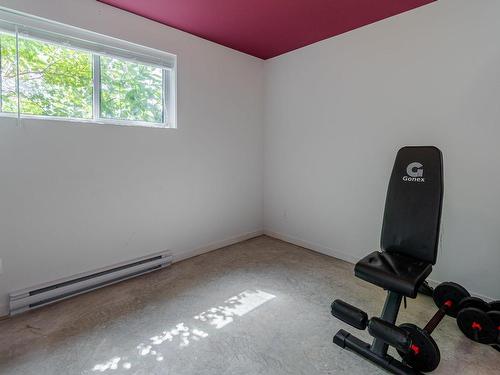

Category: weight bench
[331, 146, 444, 374]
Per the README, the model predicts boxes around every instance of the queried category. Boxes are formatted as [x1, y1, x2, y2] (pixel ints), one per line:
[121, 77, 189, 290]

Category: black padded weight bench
[331, 146, 444, 374]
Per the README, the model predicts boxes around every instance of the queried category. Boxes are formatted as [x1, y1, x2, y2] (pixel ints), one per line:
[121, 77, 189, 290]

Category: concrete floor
[0, 236, 497, 374]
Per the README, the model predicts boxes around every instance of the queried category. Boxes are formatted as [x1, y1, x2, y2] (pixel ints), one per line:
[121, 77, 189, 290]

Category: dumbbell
[490, 300, 500, 342]
[490, 300, 500, 311]
[490, 301, 500, 351]
[457, 298, 500, 348]
[395, 282, 470, 373]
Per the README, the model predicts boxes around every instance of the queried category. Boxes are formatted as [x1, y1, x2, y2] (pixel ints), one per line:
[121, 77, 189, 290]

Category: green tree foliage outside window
[1, 33, 93, 118]
[100, 56, 163, 123]
[0, 32, 165, 124]
[19, 37, 93, 118]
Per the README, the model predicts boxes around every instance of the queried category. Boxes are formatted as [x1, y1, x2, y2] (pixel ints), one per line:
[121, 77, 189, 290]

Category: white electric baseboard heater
[9, 250, 172, 316]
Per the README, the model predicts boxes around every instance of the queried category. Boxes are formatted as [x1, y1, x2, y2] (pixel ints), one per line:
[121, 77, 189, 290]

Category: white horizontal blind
[0, 8, 176, 70]
[0, 18, 15, 34]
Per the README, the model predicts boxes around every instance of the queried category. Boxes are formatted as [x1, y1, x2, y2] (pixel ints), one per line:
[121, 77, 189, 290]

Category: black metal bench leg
[372, 291, 403, 355]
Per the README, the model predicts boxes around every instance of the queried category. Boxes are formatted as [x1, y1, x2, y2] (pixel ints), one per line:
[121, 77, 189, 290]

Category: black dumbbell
[487, 310, 500, 349]
[488, 300, 500, 343]
[457, 308, 497, 344]
[457, 296, 491, 312]
[489, 300, 500, 346]
[396, 282, 470, 372]
[457, 298, 500, 347]
[489, 300, 500, 311]
[432, 282, 471, 318]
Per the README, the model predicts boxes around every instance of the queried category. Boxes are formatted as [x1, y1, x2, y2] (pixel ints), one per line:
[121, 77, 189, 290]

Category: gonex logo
[403, 162, 425, 182]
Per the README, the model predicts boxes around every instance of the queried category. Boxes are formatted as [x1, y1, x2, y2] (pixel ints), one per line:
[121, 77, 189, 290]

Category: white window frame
[0, 7, 177, 129]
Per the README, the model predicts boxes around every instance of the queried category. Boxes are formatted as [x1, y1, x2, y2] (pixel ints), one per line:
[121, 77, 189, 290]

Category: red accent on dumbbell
[471, 322, 482, 331]
[443, 300, 453, 309]
[410, 344, 420, 355]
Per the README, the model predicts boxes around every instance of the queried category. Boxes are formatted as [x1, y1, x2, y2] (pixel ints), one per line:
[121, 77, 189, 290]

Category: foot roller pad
[331, 300, 368, 330]
[368, 317, 411, 352]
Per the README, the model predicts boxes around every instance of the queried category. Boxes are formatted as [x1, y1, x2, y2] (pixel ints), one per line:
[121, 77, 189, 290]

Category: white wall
[264, 0, 500, 300]
[0, 0, 264, 315]
[1, 0, 499, 317]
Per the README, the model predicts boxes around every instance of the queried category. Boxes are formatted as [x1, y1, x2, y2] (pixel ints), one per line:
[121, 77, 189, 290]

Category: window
[0, 10, 176, 128]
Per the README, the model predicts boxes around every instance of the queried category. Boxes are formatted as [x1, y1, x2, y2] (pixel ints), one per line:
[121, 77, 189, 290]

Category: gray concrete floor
[0, 236, 497, 374]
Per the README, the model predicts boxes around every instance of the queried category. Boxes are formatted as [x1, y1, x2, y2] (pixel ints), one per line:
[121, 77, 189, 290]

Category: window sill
[0, 113, 176, 129]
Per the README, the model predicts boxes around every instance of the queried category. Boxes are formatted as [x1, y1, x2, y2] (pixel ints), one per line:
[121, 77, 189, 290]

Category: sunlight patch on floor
[194, 289, 276, 329]
[92, 357, 121, 372]
[91, 289, 276, 372]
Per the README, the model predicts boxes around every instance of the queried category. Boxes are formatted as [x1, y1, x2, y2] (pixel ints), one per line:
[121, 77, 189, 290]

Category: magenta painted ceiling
[98, 0, 435, 59]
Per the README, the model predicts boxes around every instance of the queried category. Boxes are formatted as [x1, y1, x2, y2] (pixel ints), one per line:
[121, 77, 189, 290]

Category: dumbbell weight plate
[433, 282, 470, 317]
[458, 297, 491, 313]
[489, 300, 500, 311]
[397, 323, 440, 373]
[457, 307, 497, 344]
[486, 311, 500, 344]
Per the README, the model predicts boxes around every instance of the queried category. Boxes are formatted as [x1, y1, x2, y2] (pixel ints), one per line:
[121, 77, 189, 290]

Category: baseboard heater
[9, 250, 172, 316]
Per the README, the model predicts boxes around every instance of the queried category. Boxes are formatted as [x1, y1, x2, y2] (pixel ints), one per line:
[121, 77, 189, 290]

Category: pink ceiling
[98, 0, 435, 60]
